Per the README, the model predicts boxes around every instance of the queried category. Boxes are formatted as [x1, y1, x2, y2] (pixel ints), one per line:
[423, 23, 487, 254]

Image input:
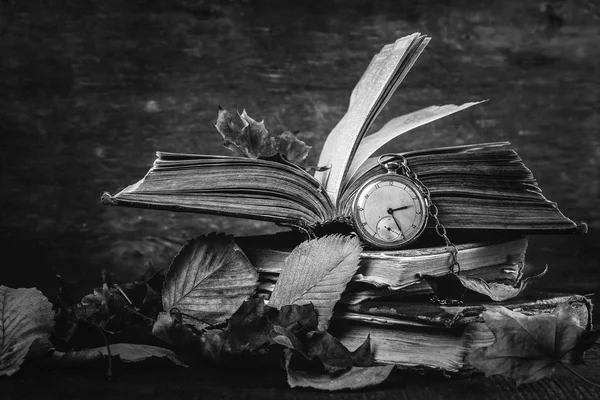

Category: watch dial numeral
[375, 184, 380, 189]
[389, 181, 393, 185]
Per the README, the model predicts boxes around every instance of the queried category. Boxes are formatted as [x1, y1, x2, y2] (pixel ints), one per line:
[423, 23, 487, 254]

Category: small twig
[88, 322, 113, 380]
[113, 284, 133, 306]
[123, 304, 155, 323]
[559, 362, 600, 388]
[111, 282, 156, 323]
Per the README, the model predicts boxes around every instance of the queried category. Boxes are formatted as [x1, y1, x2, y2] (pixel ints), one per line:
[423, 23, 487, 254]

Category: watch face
[352, 174, 428, 249]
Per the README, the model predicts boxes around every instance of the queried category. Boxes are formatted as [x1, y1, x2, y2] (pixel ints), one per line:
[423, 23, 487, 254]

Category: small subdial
[375, 216, 403, 242]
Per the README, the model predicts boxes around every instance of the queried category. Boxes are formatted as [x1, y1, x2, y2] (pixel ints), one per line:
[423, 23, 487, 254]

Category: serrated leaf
[162, 234, 259, 329]
[0, 286, 54, 376]
[466, 302, 600, 385]
[53, 344, 186, 367]
[215, 108, 311, 166]
[456, 265, 548, 302]
[269, 235, 362, 330]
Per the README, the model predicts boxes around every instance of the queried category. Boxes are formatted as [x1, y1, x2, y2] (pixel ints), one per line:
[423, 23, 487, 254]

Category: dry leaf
[152, 312, 184, 347]
[0, 286, 54, 377]
[456, 265, 548, 302]
[351, 335, 374, 367]
[152, 311, 226, 362]
[285, 349, 394, 391]
[53, 344, 186, 367]
[421, 265, 548, 302]
[224, 300, 317, 356]
[225, 298, 276, 353]
[285, 328, 373, 376]
[271, 303, 318, 337]
[215, 108, 276, 158]
[154, 298, 320, 365]
[215, 107, 311, 166]
[466, 302, 600, 385]
[306, 331, 353, 373]
[162, 234, 259, 329]
[271, 325, 306, 356]
[277, 131, 311, 166]
[214, 106, 247, 157]
[269, 235, 362, 330]
[286, 365, 395, 391]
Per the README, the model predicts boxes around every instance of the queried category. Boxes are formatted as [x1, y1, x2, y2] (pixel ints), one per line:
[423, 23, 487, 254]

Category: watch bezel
[351, 173, 429, 250]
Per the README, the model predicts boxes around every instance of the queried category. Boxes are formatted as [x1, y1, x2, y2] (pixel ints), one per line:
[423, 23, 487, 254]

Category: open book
[102, 33, 578, 235]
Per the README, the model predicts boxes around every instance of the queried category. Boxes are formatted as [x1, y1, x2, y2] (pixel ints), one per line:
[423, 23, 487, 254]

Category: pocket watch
[352, 154, 463, 304]
[352, 156, 429, 249]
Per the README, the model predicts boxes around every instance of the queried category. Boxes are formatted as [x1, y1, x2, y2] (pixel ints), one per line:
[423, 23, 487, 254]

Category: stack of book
[333, 291, 592, 371]
[102, 33, 589, 372]
[236, 233, 591, 371]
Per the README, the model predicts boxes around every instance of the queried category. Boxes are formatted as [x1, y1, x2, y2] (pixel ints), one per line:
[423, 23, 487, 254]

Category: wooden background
[1, 0, 599, 398]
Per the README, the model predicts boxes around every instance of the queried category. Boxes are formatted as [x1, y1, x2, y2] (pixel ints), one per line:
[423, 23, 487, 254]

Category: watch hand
[387, 205, 413, 213]
[384, 225, 401, 235]
[388, 213, 405, 237]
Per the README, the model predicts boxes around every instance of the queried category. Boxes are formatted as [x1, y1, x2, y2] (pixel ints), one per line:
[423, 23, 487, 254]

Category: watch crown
[384, 161, 400, 174]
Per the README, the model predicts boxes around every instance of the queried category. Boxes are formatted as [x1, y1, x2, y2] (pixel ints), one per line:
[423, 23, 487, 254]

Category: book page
[364, 38, 431, 131]
[103, 154, 336, 227]
[345, 101, 486, 181]
[314, 33, 428, 205]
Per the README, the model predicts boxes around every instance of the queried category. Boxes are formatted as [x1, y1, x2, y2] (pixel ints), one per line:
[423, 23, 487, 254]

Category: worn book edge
[242, 236, 528, 289]
[330, 292, 593, 371]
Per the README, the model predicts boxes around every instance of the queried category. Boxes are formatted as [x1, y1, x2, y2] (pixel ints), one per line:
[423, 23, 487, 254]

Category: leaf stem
[170, 308, 216, 328]
[113, 284, 133, 306]
[123, 305, 155, 323]
[112, 281, 156, 323]
[559, 362, 600, 388]
[89, 322, 113, 380]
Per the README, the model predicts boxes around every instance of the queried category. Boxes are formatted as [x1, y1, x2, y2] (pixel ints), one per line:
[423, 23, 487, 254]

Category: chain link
[378, 154, 461, 274]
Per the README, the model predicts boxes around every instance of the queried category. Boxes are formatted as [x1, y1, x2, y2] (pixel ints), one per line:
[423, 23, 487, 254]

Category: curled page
[345, 101, 487, 181]
[314, 33, 428, 205]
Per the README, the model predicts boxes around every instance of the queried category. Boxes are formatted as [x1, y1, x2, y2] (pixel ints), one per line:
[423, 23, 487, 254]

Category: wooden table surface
[4, 344, 600, 399]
